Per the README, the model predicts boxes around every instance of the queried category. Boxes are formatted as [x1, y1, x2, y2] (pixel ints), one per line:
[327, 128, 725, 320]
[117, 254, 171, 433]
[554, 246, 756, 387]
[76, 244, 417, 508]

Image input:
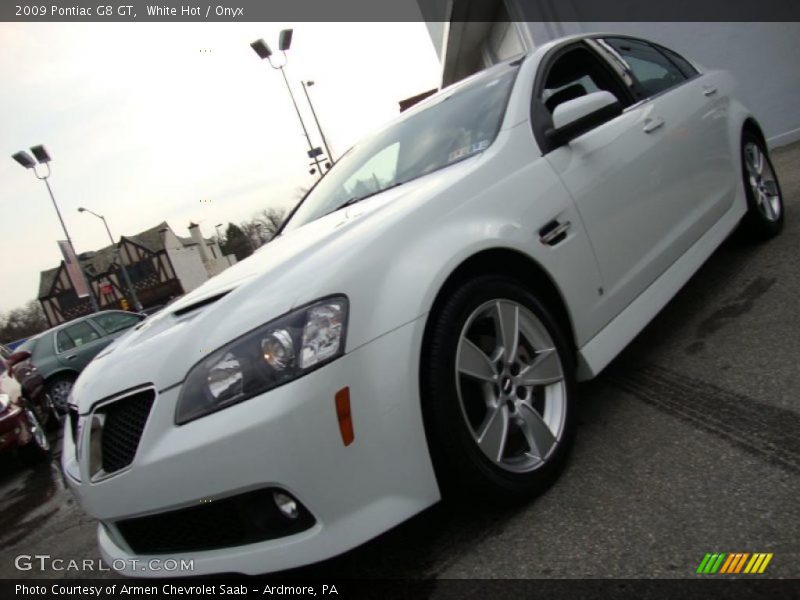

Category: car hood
[73, 160, 480, 412]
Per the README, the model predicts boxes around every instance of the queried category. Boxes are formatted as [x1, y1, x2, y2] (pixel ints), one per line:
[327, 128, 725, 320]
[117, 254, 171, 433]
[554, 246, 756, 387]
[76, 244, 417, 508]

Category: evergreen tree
[221, 223, 254, 260]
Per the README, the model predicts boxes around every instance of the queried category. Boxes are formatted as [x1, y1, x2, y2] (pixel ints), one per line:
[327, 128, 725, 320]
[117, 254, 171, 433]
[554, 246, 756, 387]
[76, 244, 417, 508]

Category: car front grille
[115, 488, 315, 554]
[99, 390, 155, 473]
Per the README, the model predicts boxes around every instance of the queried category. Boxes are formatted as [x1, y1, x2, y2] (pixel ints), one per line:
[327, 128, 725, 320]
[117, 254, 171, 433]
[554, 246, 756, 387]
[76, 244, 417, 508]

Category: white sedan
[63, 34, 784, 576]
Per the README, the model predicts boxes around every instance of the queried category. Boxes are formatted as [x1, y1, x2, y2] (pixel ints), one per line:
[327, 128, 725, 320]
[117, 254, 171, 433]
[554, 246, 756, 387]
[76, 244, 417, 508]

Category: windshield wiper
[331, 181, 405, 214]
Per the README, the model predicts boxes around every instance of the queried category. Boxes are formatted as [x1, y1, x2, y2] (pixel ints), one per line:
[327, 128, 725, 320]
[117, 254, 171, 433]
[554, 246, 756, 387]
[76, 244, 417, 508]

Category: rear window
[602, 37, 687, 99]
[657, 45, 699, 79]
[91, 312, 142, 334]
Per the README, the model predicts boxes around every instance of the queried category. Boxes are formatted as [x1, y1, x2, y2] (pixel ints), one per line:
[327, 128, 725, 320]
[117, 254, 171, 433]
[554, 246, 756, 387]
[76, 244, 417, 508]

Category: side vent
[172, 291, 231, 317]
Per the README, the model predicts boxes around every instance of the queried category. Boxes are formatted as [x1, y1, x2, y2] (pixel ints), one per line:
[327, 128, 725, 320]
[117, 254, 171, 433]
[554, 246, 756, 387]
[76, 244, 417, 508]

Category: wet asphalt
[1, 143, 798, 581]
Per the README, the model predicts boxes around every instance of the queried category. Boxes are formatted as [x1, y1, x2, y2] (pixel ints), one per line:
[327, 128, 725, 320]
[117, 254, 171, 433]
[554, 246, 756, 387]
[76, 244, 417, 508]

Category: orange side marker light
[335, 387, 354, 446]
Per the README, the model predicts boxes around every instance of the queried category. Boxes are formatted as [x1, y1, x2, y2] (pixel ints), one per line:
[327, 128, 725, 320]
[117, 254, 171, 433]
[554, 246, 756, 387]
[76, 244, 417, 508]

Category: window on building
[56, 290, 82, 312]
[128, 260, 156, 284]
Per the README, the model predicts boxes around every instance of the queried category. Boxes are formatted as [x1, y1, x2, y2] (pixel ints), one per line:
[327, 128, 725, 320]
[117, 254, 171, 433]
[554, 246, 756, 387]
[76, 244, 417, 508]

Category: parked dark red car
[0, 345, 51, 464]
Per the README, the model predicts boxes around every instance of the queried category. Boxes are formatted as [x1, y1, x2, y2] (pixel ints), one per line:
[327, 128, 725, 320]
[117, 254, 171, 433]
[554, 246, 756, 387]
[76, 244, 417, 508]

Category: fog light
[273, 491, 299, 519]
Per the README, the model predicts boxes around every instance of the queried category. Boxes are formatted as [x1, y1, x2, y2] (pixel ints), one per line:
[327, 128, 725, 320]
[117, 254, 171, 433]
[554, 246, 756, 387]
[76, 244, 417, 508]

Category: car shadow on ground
[0, 443, 63, 548]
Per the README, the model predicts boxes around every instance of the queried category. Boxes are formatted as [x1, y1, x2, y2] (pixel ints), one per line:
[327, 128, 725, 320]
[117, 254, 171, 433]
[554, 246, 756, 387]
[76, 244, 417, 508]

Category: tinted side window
[657, 45, 699, 79]
[59, 321, 101, 352]
[540, 45, 631, 115]
[91, 312, 141, 334]
[604, 38, 686, 98]
[56, 330, 75, 353]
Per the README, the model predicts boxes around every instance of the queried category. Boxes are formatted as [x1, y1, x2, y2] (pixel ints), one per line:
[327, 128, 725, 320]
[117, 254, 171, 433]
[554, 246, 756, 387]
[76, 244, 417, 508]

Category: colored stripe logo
[697, 552, 773, 574]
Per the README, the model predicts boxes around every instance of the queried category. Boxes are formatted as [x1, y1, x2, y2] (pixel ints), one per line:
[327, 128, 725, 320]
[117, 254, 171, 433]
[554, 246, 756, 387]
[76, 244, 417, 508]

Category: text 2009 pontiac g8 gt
[64, 34, 784, 575]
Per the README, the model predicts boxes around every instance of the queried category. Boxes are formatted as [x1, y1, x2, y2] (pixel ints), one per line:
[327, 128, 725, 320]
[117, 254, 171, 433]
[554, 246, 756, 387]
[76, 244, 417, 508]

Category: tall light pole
[78, 207, 143, 312]
[301, 80, 334, 166]
[250, 30, 325, 178]
[12, 145, 99, 312]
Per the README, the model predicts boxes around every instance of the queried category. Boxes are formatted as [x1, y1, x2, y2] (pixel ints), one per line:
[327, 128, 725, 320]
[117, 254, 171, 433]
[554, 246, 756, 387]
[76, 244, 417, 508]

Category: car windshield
[282, 62, 520, 233]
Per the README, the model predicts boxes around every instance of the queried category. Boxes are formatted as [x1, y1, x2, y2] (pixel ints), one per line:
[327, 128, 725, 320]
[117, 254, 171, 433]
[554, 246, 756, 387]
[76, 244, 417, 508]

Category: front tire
[421, 275, 577, 502]
[19, 408, 51, 465]
[46, 375, 75, 415]
[741, 131, 784, 240]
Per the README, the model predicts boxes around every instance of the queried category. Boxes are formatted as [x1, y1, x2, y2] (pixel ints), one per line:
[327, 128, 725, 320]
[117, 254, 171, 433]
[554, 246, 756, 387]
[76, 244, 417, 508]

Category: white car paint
[64, 34, 761, 575]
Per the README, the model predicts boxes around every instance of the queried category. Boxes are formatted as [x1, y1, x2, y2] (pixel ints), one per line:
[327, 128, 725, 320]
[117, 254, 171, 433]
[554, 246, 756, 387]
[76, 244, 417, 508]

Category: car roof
[36, 310, 132, 337]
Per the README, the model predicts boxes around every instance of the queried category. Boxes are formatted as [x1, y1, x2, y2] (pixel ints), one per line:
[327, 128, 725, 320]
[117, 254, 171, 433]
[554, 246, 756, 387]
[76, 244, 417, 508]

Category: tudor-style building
[38, 222, 237, 327]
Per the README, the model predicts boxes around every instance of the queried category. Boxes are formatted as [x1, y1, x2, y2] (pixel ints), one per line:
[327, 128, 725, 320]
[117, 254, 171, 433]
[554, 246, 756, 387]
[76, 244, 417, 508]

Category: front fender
[339, 124, 604, 354]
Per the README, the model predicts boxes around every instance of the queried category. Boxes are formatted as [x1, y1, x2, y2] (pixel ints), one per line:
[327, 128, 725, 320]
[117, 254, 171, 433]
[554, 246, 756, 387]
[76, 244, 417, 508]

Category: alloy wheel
[455, 299, 566, 473]
[49, 380, 73, 413]
[744, 142, 781, 222]
[25, 409, 50, 451]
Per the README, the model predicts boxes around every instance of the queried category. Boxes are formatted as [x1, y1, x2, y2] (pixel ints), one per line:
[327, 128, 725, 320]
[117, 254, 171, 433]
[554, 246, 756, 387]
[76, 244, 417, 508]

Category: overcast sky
[0, 19, 441, 313]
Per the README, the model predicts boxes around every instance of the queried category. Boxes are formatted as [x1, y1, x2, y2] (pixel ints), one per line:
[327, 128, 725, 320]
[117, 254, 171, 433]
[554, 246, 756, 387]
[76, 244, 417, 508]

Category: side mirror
[6, 350, 31, 370]
[545, 91, 622, 148]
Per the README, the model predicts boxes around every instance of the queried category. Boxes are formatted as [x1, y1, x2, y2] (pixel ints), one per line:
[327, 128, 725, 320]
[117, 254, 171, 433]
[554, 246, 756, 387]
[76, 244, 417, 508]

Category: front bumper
[64, 316, 439, 576]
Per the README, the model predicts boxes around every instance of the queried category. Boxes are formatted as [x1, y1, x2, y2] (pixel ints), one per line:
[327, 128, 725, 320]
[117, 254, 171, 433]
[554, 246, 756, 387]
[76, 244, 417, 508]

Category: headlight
[175, 295, 348, 424]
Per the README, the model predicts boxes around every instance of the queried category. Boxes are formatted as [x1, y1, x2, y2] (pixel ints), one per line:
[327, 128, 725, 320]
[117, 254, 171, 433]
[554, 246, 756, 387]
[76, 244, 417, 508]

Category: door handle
[65, 355, 77, 361]
[539, 220, 571, 246]
[703, 87, 718, 97]
[643, 117, 665, 133]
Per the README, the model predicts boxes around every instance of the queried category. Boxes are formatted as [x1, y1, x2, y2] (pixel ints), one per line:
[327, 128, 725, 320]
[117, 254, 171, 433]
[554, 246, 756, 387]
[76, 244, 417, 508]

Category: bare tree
[238, 219, 264, 250]
[237, 206, 289, 250]
[254, 207, 288, 242]
[0, 300, 48, 342]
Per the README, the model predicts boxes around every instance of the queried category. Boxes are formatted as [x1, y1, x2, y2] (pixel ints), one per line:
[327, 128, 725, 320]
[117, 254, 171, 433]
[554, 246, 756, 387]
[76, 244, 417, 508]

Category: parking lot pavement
[1, 143, 798, 581]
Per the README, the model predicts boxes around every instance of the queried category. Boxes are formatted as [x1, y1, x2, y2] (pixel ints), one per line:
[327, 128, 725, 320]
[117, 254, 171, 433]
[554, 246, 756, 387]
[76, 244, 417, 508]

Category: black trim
[545, 101, 624, 148]
[115, 487, 315, 554]
[531, 40, 635, 154]
[172, 291, 231, 317]
[598, 36, 698, 103]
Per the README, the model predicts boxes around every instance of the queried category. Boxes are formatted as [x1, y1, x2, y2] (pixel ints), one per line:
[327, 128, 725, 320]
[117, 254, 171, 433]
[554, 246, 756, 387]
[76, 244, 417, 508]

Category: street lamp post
[250, 30, 325, 178]
[78, 207, 143, 312]
[12, 145, 100, 312]
[301, 80, 334, 165]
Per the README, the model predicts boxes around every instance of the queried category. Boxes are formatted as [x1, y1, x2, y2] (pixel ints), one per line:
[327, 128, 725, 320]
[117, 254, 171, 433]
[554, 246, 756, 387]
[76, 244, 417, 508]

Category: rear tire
[421, 275, 577, 502]
[741, 131, 784, 240]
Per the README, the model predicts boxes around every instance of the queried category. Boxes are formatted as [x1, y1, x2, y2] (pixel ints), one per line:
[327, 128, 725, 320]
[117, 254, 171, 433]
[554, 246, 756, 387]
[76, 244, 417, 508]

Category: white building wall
[205, 255, 237, 278]
[424, 0, 800, 149]
[162, 230, 209, 293]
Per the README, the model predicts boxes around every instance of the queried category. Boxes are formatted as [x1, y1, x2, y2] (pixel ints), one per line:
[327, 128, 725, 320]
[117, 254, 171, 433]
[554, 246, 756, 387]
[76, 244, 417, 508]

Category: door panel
[545, 101, 688, 326]
[544, 38, 733, 328]
[56, 321, 110, 371]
